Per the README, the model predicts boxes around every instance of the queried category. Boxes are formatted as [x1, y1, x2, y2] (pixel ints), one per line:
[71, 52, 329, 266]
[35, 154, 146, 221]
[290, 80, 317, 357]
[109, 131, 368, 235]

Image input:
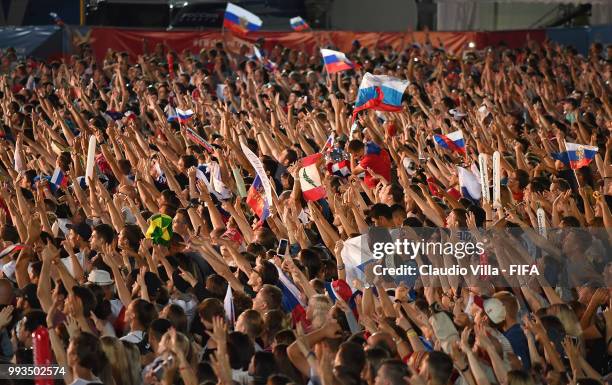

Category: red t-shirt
[360, 149, 392, 188]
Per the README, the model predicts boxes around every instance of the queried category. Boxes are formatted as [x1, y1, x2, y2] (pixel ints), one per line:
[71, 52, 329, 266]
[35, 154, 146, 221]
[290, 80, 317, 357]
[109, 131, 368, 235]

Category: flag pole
[563, 139, 582, 189]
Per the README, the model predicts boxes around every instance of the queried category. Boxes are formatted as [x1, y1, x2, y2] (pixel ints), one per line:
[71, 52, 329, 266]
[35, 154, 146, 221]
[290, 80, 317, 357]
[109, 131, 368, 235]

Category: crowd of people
[0, 29, 610, 385]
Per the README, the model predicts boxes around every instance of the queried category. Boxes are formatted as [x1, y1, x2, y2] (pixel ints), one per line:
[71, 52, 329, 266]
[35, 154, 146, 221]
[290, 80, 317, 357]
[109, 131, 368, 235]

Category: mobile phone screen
[277, 239, 289, 256]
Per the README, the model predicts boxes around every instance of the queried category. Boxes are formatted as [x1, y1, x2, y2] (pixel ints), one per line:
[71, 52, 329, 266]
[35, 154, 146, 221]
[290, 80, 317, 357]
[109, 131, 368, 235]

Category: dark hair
[347, 139, 365, 153]
[251, 351, 278, 385]
[515, 169, 530, 189]
[72, 286, 97, 318]
[259, 284, 282, 311]
[427, 351, 454, 385]
[132, 299, 157, 329]
[23, 309, 47, 333]
[163, 304, 188, 334]
[258, 260, 280, 285]
[228, 331, 255, 370]
[121, 224, 143, 251]
[71, 332, 109, 375]
[94, 223, 115, 245]
[149, 318, 172, 341]
[378, 359, 410, 385]
[337, 342, 366, 377]
[369, 203, 393, 220]
[197, 298, 225, 323]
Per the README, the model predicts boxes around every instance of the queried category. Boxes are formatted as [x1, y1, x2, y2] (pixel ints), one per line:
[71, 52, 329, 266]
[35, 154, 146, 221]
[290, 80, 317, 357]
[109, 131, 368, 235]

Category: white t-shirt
[70, 376, 102, 385]
[120, 330, 145, 344]
[61, 252, 86, 277]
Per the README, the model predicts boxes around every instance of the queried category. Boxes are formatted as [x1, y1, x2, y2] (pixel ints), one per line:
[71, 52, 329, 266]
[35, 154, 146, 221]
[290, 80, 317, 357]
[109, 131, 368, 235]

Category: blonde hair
[160, 331, 195, 365]
[308, 294, 332, 329]
[546, 303, 582, 338]
[100, 336, 132, 385]
[122, 340, 142, 385]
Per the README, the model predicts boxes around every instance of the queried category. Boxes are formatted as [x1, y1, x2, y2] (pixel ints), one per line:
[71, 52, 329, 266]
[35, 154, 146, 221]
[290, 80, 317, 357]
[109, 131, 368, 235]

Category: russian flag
[322, 133, 334, 153]
[253, 46, 278, 72]
[290, 16, 309, 31]
[321, 49, 356, 74]
[274, 264, 306, 324]
[565, 142, 598, 169]
[246, 175, 270, 221]
[186, 128, 214, 154]
[457, 166, 482, 203]
[353, 73, 409, 117]
[223, 3, 262, 35]
[50, 168, 68, 192]
[434, 130, 465, 154]
[176, 108, 194, 123]
[0, 244, 25, 258]
[299, 153, 326, 201]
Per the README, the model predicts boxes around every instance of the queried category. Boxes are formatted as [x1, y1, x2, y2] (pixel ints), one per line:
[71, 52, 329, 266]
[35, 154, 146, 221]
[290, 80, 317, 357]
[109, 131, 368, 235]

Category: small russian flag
[321, 49, 356, 74]
[564, 142, 598, 169]
[253, 46, 278, 72]
[434, 130, 465, 154]
[176, 108, 194, 123]
[186, 128, 214, 154]
[322, 133, 334, 153]
[246, 175, 270, 221]
[290, 16, 310, 31]
[223, 3, 262, 35]
[50, 167, 68, 192]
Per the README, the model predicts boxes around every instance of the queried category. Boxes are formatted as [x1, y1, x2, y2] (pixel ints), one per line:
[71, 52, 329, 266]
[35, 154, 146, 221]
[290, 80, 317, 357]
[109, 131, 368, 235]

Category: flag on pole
[290, 16, 309, 31]
[241, 142, 273, 221]
[434, 130, 465, 154]
[299, 153, 326, 201]
[328, 159, 351, 177]
[246, 175, 270, 221]
[223, 3, 262, 34]
[176, 108, 194, 123]
[322, 133, 334, 153]
[0, 244, 25, 259]
[353, 73, 409, 117]
[321, 49, 356, 74]
[253, 46, 278, 72]
[564, 142, 598, 169]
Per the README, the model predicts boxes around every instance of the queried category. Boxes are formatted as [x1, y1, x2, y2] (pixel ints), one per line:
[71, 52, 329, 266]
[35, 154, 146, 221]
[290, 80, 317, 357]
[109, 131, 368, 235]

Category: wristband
[307, 351, 316, 359]
[459, 365, 469, 372]
[337, 264, 345, 270]
[406, 329, 417, 338]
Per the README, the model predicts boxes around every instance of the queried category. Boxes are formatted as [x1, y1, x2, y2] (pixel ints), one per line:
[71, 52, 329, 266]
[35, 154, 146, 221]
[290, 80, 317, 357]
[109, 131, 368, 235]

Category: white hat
[484, 298, 506, 324]
[88, 269, 114, 286]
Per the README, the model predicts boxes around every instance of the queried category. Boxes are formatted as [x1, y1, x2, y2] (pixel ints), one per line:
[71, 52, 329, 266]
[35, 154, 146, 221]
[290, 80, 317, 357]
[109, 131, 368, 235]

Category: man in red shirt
[347, 139, 392, 189]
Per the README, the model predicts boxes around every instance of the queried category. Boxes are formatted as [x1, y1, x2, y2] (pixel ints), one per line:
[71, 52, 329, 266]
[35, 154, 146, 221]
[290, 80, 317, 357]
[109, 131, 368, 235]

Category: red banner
[90, 27, 478, 62]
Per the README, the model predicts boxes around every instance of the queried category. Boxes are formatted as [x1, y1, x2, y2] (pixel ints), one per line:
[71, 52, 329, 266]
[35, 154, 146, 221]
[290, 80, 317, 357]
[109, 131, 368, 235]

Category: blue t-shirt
[504, 323, 531, 370]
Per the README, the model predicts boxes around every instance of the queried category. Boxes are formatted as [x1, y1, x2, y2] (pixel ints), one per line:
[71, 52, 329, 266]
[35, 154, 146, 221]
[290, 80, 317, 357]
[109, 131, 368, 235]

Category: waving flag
[242, 142, 273, 221]
[353, 73, 409, 117]
[223, 3, 262, 34]
[176, 108, 194, 123]
[299, 153, 326, 201]
[321, 49, 356, 74]
[253, 46, 278, 72]
[457, 166, 482, 203]
[564, 142, 598, 169]
[247, 175, 270, 221]
[434, 130, 465, 154]
[322, 133, 334, 153]
[0, 244, 25, 258]
[290, 16, 310, 31]
[50, 168, 68, 192]
[186, 128, 214, 154]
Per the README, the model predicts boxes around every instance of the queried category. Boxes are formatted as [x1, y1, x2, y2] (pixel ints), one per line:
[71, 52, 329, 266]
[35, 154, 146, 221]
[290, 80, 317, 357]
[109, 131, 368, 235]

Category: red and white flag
[299, 153, 326, 201]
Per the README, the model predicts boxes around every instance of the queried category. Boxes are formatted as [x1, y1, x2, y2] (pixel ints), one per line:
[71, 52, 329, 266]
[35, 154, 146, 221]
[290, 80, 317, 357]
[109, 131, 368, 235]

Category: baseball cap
[483, 297, 506, 324]
[66, 222, 92, 241]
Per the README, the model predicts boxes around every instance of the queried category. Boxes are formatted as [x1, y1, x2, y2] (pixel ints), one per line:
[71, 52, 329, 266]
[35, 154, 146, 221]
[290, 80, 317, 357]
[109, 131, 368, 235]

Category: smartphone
[277, 238, 289, 256]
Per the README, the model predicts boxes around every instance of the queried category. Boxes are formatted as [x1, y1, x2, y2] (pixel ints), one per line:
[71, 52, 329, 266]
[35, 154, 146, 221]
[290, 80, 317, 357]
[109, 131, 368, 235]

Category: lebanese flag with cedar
[299, 153, 326, 201]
